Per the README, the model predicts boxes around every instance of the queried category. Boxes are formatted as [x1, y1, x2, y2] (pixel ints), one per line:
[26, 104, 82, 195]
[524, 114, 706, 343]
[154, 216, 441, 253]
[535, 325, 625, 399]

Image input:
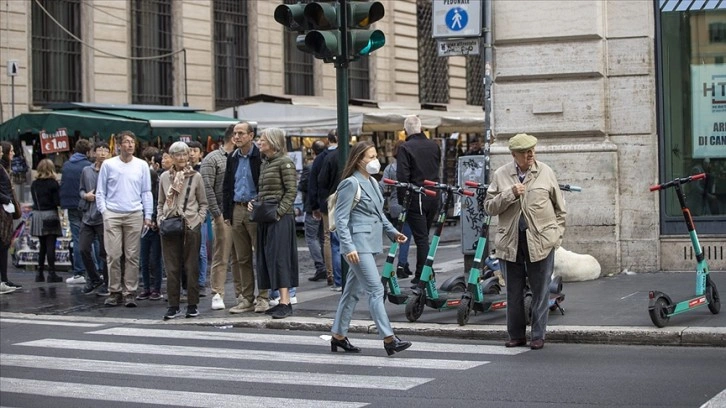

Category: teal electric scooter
[648, 173, 720, 327]
[380, 178, 436, 304]
[404, 180, 474, 322]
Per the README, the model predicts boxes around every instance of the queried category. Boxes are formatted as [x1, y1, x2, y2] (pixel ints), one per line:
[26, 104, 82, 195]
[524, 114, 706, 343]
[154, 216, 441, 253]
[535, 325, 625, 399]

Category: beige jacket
[157, 171, 208, 229]
[484, 160, 566, 263]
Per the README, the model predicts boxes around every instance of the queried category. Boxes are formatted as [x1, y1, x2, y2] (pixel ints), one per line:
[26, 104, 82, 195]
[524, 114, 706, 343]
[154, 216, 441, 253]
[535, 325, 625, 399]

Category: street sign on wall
[40, 128, 70, 154]
[432, 0, 482, 38]
[437, 38, 481, 57]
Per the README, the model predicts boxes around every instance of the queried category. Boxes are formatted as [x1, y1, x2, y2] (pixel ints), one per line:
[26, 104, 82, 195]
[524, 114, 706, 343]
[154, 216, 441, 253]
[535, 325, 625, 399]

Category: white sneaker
[66, 275, 86, 284]
[0, 282, 16, 294]
[269, 297, 281, 307]
[211, 293, 225, 310]
[290, 296, 298, 305]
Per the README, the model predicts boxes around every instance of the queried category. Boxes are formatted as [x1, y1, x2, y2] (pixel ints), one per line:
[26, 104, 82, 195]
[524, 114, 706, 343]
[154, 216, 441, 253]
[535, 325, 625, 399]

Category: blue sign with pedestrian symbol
[445, 7, 468, 31]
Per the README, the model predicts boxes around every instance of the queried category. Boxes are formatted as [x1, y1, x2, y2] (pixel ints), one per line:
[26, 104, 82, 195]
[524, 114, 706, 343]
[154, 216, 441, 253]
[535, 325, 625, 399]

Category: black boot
[35, 270, 45, 283]
[403, 263, 413, 276]
[308, 270, 327, 282]
[396, 265, 409, 279]
[46, 271, 63, 283]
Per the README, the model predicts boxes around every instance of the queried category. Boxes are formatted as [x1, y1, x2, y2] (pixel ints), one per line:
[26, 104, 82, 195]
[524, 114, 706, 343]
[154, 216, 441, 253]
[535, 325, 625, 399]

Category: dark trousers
[1, 243, 8, 282]
[38, 234, 57, 272]
[161, 225, 201, 308]
[501, 233, 554, 341]
[80, 223, 107, 284]
[406, 198, 439, 279]
[140, 229, 162, 292]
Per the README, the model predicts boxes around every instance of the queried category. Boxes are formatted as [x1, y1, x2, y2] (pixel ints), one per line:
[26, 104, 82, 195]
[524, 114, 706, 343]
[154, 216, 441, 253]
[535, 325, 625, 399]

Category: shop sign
[40, 128, 70, 154]
[692, 64, 726, 159]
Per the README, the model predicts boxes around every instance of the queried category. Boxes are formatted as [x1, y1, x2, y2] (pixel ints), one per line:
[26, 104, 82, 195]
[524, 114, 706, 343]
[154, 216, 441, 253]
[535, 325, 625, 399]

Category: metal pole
[182, 49, 189, 107]
[336, 0, 350, 288]
[11, 75, 15, 117]
[482, 0, 493, 184]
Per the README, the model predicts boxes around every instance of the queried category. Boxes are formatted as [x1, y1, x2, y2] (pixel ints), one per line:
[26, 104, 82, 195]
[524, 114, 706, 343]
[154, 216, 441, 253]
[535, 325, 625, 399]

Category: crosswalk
[0, 315, 528, 407]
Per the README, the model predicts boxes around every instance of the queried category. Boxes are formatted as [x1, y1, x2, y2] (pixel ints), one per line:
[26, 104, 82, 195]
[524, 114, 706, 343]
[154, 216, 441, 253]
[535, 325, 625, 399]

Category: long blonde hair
[36, 159, 57, 180]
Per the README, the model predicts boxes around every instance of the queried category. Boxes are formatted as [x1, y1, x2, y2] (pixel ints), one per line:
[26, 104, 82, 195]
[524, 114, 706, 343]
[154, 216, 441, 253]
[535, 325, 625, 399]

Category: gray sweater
[79, 165, 102, 225]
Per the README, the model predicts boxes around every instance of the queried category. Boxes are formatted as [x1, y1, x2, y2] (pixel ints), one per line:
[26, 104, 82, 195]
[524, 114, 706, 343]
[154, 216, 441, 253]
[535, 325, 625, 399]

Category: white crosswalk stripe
[1, 317, 518, 407]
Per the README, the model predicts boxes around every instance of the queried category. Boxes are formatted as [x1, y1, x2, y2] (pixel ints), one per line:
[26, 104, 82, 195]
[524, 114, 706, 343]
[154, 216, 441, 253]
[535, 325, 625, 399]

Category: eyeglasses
[121, 140, 136, 145]
[172, 153, 188, 158]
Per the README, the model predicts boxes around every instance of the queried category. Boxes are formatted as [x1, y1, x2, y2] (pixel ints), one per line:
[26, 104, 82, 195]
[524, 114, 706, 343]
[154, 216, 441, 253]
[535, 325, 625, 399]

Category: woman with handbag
[330, 141, 412, 356]
[0, 143, 21, 293]
[157, 142, 208, 320]
[249, 128, 299, 319]
[30, 159, 63, 283]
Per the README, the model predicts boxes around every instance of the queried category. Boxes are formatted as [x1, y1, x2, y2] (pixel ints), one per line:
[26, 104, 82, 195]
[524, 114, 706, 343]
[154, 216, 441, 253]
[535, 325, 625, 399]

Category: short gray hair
[168, 141, 190, 155]
[261, 128, 286, 154]
[404, 115, 421, 135]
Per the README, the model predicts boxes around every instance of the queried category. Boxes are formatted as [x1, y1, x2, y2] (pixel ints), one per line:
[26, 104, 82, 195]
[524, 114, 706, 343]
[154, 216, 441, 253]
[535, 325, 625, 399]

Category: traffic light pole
[336, 0, 350, 170]
[335, 0, 351, 287]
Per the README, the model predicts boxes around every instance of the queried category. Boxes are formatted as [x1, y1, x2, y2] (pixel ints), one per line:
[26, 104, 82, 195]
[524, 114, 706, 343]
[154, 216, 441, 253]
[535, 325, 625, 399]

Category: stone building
[0, 0, 724, 274]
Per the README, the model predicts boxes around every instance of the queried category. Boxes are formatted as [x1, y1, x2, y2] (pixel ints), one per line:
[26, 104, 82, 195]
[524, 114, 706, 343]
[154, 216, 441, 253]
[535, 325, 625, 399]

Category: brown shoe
[505, 338, 527, 348]
[530, 339, 545, 350]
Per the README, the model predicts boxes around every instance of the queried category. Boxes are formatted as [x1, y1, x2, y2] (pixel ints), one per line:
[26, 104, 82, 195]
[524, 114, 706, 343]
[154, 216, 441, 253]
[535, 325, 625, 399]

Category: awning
[0, 109, 149, 140]
[659, 0, 725, 12]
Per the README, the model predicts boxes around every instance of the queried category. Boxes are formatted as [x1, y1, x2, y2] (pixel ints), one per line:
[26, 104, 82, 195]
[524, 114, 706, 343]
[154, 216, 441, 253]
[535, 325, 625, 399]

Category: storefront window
[657, 3, 725, 234]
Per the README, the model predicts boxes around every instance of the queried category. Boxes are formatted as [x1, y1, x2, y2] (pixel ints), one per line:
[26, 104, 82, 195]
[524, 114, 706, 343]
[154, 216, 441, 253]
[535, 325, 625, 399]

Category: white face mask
[365, 158, 381, 174]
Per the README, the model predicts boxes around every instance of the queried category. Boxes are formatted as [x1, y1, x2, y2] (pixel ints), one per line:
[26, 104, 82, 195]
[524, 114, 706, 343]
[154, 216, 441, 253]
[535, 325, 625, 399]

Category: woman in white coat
[330, 141, 411, 356]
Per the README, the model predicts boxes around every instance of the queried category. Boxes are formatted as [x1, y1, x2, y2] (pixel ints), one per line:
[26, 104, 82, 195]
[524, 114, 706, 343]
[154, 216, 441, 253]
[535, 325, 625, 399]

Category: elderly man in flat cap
[484, 133, 567, 350]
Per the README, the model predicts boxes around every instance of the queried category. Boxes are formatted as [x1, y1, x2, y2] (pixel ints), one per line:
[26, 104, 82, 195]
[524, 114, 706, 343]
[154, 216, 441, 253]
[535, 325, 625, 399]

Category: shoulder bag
[159, 177, 193, 237]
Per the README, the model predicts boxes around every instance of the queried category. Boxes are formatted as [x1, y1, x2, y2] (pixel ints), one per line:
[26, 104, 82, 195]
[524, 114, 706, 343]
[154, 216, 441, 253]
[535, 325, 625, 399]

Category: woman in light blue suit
[330, 141, 412, 356]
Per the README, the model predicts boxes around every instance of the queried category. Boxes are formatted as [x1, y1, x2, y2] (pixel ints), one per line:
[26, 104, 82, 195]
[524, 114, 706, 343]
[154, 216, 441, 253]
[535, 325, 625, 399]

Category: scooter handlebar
[464, 180, 489, 189]
[383, 178, 397, 185]
[650, 173, 705, 192]
[423, 180, 437, 187]
[423, 189, 437, 197]
[460, 189, 475, 197]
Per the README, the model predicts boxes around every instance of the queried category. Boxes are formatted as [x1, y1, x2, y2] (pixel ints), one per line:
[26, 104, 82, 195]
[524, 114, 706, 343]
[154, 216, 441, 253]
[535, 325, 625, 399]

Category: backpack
[11, 156, 28, 174]
[327, 177, 361, 232]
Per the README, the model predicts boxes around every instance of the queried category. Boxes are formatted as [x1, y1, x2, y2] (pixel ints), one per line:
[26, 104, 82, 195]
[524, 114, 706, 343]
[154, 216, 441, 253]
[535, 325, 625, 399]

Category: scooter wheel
[706, 277, 720, 315]
[649, 296, 671, 328]
[524, 294, 533, 326]
[457, 297, 471, 326]
[405, 292, 425, 322]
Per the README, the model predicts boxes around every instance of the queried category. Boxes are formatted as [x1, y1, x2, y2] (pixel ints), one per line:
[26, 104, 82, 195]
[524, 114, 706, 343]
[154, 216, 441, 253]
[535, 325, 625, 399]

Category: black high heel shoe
[330, 336, 361, 353]
[384, 336, 412, 356]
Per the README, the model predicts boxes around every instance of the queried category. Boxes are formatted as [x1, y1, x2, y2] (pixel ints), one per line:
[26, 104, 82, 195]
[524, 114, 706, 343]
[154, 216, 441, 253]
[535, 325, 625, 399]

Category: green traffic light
[350, 29, 385, 56]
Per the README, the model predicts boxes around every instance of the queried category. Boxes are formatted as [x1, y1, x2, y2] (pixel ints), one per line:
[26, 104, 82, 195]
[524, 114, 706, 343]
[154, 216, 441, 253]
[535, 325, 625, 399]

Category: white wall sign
[432, 0, 482, 39]
[437, 38, 480, 57]
[691, 64, 726, 159]
[7, 60, 19, 77]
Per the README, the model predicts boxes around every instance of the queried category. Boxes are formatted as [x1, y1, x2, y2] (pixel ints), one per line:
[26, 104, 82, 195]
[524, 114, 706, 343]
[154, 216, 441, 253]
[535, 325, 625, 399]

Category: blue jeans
[67, 209, 84, 276]
[270, 287, 297, 299]
[139, 228, 162, 292]
[304, 214, 325, 274]
[397, 222, 413, 268]
[331, 231, 342, 287]
[198, 215, 209, 287]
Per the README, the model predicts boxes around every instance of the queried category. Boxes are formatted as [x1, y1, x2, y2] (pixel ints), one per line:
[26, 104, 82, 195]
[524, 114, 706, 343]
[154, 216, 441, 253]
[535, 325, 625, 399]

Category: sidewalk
[1, 262, 724, 347]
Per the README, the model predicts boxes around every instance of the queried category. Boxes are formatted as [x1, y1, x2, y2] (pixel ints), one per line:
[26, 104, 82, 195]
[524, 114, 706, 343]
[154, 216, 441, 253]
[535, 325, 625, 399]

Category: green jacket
[484, 160, 566, 263]
[258, 152, 297, 218]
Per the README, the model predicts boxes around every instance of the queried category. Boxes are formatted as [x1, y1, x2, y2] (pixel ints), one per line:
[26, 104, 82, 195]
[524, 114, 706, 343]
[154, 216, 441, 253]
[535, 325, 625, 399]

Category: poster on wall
[691, 64, 726, 159]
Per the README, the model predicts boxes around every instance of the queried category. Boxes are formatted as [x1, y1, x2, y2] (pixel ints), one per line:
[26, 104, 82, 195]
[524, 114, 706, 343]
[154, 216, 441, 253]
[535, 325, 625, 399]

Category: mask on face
[365, 158, 381, 175]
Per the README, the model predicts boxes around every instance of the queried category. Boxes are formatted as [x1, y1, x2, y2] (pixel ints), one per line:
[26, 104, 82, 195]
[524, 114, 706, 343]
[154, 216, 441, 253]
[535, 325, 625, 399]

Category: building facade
[1, 0, 724, 274]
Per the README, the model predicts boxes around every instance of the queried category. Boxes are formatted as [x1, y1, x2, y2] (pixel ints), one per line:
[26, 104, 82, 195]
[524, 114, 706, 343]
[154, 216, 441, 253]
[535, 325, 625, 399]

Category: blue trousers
[397, 222, 413, 268]
[67, 209, 84, 275]
[331, 231, 342, 287]
[331, 252, 393, 339]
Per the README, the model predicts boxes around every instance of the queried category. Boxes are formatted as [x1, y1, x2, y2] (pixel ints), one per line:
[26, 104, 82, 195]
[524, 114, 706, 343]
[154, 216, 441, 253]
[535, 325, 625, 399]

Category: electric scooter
[404, 180, 474, 322]
[445, 182, 579, 326]
[647, 173, 720, 327]
[380, 178, 436, 304]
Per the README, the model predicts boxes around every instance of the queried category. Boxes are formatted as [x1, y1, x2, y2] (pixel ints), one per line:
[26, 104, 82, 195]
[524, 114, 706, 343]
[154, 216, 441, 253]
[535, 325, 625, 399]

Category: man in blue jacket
[59, 139, 92, 284]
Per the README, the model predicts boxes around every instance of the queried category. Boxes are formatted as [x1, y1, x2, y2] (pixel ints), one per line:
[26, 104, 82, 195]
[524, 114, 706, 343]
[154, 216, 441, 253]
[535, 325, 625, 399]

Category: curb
[2, 312, 724, 347]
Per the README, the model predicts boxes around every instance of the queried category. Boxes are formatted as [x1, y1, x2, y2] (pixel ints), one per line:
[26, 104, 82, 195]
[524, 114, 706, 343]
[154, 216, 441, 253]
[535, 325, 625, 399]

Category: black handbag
[250, 199, 278, 223]
[159, 177, 193, 237]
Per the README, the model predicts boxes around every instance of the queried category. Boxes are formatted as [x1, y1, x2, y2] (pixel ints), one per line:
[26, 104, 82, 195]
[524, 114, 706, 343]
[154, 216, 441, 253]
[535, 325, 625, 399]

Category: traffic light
[347, 1, 385, 57]
[274, 1, 385, 63]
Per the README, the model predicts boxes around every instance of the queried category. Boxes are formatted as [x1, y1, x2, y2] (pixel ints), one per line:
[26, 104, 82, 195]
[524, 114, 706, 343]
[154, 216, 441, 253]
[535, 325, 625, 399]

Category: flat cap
[508, 133, 537, 151]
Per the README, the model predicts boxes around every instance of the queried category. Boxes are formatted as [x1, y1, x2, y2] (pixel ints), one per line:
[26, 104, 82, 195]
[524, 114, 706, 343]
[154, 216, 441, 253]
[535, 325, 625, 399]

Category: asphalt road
[1, 315, 724, 408]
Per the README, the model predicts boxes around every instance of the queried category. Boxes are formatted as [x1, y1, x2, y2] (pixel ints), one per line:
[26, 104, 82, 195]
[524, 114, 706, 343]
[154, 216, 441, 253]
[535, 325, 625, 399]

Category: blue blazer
[335, 171, 398, 255]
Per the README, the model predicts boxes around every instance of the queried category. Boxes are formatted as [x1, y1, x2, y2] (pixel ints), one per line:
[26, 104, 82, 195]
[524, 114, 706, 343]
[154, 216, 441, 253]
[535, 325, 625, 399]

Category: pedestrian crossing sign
[432, 0, 482, 39]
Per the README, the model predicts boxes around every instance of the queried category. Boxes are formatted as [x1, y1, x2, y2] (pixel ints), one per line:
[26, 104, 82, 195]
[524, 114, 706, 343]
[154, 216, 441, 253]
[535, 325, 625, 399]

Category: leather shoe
[504, 338, 527, 348]
[330, 336, 361, 353]
[396, 265, 409, 279]
[384, 336, 412, 356]
[530, 339, 545, 350]
[308, 271, 326, 282]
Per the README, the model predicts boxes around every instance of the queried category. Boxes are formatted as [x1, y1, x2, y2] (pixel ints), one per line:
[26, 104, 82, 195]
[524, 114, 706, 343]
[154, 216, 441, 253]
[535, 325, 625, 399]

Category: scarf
[165, 165, 196, 210]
